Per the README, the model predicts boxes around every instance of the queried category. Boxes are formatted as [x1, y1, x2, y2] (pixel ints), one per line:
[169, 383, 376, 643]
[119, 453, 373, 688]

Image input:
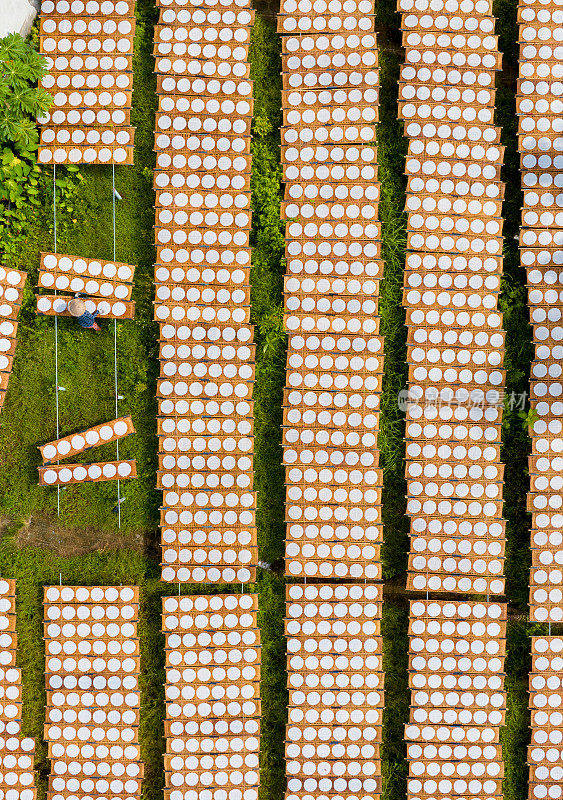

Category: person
[68, 297, 101, 332]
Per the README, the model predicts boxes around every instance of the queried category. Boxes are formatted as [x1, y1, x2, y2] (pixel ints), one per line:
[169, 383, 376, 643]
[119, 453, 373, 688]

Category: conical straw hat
[67, 298, 86, 317]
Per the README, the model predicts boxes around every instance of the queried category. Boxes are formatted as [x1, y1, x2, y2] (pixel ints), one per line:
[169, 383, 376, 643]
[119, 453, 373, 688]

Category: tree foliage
[0, 33, 56, 255]
[0, 32, 52, 150]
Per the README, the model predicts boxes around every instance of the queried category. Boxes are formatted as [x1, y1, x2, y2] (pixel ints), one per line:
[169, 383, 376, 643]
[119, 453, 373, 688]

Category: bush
[0, 33, 52, 151]
[0, 33, 55, 259]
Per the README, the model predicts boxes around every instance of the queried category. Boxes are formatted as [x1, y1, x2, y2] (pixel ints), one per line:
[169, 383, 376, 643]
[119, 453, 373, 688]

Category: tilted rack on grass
[38, 459, 137, 485]
[39, 415, 136, 463]
[38, 253, 135, 301]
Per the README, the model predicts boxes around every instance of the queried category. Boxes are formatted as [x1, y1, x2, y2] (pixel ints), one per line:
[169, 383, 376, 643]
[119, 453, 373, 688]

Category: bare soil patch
[14, 514, 145, 557]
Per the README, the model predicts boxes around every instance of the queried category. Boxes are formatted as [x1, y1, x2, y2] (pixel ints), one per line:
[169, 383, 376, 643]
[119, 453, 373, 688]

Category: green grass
[0, 4, 167, 799]
[4, 541, 164, 798]
[502, 620, 533, 800]
[374, 2, 538, 799]
[493, 2, 537, 798]
[495, 0, 533, 613]
[0, 6, 290, 800]
[493, 0, 547, 794]
[381, 601, 409, 800]
[0, 2, 547, 800]
[6, 540, 278, 800]
[248, 16, 288, 800]
[373, 7, 411, 800]
[249, 16, 286, 572]
[376, 4, 410, 587]
[0, 0, 160, 534]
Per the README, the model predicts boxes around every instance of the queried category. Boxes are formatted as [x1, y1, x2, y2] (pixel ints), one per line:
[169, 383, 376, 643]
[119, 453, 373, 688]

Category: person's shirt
[75, 310, 97, 328]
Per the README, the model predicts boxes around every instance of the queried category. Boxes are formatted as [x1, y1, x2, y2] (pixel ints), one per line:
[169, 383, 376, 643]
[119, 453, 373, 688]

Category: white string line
[53, 165, 60, 517]
[52, 168, 122, 525]
[112, 164, 122, 528]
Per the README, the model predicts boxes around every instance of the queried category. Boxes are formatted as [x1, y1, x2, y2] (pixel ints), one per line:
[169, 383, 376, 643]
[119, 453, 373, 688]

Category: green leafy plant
[0, 146, 40, 204]
[0, 33, 86, 261]
[520, 406, 539, 432]
[0, 33, 52, 151]
[0, 33, 51, 256]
